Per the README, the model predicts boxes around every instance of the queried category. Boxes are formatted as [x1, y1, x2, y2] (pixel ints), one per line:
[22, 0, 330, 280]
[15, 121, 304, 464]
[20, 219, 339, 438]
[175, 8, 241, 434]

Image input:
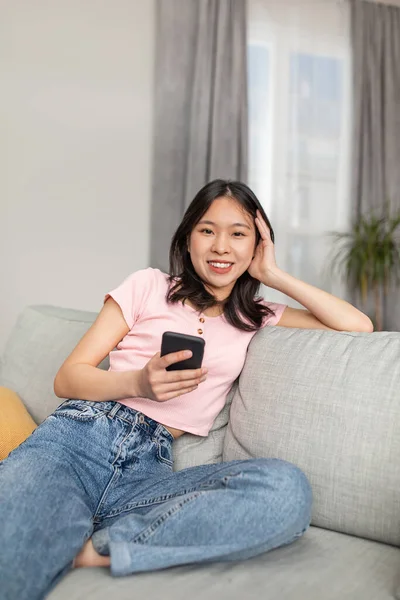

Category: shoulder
[104, 268, 170, 329]
[105, 267, 169, 305]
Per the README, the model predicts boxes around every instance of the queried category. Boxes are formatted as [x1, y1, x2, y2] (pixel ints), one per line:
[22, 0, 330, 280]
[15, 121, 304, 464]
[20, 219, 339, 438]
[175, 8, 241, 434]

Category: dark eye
[233, 232, 245, 237]
[200, 228, 213, 234]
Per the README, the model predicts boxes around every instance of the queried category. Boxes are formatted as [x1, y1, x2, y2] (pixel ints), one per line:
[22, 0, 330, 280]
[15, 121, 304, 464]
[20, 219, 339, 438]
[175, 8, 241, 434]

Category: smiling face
[187, 196, 257, 301]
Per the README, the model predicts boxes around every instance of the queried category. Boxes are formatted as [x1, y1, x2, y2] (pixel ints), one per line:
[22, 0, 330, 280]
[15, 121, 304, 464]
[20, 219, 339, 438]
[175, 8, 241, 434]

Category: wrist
[262, 267, 285, 290]
[125, 369, 143, 398]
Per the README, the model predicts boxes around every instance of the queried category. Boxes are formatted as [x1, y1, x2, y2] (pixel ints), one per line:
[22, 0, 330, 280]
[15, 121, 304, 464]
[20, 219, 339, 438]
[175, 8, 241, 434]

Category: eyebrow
[197, 219, 252, 230]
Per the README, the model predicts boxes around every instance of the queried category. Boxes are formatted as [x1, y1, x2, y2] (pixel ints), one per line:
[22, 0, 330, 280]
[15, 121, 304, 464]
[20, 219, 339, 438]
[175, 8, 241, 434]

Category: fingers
[162, 374, 207, 391]
[159, 351, 208, 380]
[158, 383, 203, 402]
[255, 209, 271, 240]
[164, 367, 207, 383]
[160, 349, 192, 368]
[160, 387, 199, 401]
[153, 371, 208, 403]
[143, 353, 208, 402]
[150, 350, 208, 403]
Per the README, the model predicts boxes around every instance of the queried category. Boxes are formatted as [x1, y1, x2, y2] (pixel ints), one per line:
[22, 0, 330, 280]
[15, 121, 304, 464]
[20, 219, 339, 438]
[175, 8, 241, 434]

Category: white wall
[0, 0, 155, 353]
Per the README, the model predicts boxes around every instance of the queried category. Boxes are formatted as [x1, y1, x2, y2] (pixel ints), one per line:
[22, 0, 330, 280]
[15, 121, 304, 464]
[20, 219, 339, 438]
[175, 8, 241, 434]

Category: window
[248, 0, 351, 306]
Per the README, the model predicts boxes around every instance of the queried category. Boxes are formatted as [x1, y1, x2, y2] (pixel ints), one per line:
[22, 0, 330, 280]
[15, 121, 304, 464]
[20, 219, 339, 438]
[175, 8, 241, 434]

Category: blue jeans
[0, 399, 312, 600]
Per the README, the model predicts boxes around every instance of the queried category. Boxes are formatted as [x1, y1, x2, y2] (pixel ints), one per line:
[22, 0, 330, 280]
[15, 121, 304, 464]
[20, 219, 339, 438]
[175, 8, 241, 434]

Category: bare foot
[73, 538, 110, 568]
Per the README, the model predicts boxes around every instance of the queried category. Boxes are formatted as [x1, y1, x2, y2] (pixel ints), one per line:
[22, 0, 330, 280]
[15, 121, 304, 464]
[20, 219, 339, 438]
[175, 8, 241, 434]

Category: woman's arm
[53, 298, 142, 401]
[248, 210, 372, 333]
[265, 269, 373, 332]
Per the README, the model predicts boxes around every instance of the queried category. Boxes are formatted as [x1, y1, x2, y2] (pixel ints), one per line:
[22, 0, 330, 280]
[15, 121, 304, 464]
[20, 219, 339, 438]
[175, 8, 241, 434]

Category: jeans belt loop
[107, 402, 122, 420]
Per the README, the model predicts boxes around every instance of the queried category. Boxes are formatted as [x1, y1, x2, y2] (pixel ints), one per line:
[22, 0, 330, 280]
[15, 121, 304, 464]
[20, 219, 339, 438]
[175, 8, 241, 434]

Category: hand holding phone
[137, 332, 207, 403]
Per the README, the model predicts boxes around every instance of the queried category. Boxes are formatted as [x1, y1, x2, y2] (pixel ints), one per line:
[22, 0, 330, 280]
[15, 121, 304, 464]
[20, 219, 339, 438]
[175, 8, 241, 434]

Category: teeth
[209, 262, 232, 268]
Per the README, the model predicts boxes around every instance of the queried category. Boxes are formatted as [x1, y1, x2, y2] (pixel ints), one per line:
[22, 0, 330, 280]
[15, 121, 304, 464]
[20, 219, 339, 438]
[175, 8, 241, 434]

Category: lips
[207, 261, 234, 274]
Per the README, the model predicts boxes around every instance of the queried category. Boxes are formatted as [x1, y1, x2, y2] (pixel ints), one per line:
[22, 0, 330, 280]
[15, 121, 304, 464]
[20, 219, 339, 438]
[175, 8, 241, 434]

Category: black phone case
[160, 331, 205, 371]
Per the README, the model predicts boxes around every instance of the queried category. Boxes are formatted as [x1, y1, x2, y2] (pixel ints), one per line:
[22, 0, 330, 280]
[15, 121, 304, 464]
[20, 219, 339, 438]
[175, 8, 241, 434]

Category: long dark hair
[166, 179, 276, 332]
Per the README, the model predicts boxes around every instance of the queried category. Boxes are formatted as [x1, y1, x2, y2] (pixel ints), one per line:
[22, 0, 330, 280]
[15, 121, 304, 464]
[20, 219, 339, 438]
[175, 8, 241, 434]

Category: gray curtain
[150, 0, 248, 272]
[350, 0, 400, 330]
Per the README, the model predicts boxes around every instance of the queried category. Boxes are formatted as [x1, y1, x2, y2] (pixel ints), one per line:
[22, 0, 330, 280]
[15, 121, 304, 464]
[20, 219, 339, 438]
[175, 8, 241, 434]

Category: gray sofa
[1, 304, 400, 600]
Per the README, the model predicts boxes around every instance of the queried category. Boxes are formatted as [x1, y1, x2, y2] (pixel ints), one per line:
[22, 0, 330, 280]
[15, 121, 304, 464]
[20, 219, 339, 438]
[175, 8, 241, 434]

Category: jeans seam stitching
[54, 412, 104, 422]
[58, 401, 167, 436]
[100, 488, 200, 519]
[131, 492, 204, 544]
[93, 468, 121, 520]
[111, 428, 133, 467]
[98, 474, 239, 520]
[155, 440, 173, 466]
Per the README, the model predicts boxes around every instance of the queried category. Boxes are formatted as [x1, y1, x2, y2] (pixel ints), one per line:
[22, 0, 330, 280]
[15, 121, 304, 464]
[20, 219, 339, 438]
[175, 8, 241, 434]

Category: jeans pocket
[55, 399, 106, 422]
[155, 439, 173, 467]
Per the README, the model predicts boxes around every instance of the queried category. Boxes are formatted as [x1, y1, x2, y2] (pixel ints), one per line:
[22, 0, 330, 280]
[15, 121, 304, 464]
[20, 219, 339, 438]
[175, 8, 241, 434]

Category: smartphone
[160, 331, 205, 371]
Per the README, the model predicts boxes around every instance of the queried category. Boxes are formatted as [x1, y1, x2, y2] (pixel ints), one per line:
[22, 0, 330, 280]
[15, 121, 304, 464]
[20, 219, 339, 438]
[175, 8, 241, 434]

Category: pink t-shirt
[104, 268, 287, 436]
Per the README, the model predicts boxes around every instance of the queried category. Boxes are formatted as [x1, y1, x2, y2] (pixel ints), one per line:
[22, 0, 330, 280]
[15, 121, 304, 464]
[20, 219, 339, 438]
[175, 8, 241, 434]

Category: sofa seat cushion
[0, 387, 37, 459]
[46, 527, 400, 600]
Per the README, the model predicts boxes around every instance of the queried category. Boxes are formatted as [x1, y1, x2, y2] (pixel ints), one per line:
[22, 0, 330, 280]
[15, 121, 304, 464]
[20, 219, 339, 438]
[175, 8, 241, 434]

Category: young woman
[0, 180, 372, 600]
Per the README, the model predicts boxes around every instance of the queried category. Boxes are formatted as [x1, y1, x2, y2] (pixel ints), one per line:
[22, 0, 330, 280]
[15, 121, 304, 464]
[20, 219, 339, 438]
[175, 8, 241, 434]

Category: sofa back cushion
[223, 326, 400, 547]
[0, 305, 232, 471]
[0, 305, 104, 423]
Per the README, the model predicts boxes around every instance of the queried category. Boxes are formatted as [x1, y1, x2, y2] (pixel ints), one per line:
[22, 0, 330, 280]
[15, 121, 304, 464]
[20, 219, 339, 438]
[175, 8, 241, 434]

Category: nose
[211, 233, 231, 254]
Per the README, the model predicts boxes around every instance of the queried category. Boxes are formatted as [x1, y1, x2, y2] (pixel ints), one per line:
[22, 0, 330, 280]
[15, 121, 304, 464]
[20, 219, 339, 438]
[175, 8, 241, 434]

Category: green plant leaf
[324, 202, 400, 317]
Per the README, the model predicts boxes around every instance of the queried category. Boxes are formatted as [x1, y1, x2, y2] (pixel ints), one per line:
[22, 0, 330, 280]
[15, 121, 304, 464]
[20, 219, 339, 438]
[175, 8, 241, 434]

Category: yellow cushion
[0, 387, 37, 460]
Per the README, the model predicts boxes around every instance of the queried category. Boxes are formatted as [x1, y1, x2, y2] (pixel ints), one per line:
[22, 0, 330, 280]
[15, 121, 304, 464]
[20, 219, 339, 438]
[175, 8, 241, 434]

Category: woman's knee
[243, 457, 313, 532]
